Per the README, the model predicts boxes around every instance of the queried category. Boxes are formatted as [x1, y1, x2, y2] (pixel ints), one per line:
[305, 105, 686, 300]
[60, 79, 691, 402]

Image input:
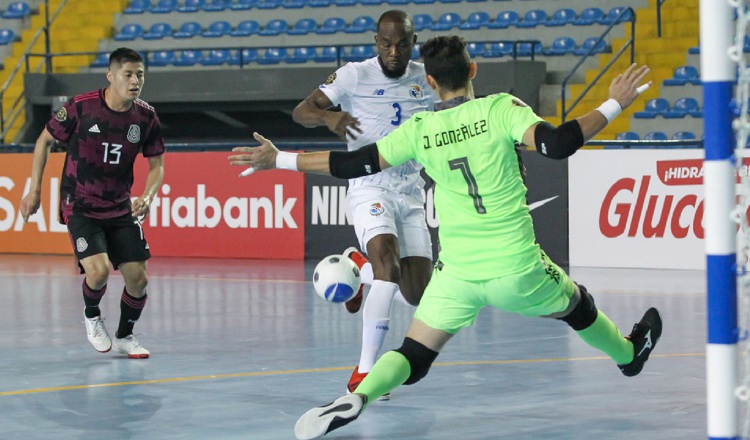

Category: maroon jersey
[47, 89, 165, 221]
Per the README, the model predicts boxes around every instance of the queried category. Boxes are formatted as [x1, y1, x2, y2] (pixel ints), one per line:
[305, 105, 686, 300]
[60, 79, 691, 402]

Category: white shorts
[347, 186, 433, 260]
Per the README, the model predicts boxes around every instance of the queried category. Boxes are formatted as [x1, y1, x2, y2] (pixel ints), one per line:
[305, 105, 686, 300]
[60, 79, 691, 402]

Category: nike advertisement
[305, 150, 570, 265]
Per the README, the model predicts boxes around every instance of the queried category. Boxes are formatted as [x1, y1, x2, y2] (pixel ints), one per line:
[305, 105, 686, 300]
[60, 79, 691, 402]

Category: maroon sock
[82, 280, 106, 319]
[116, 288, 147, 338]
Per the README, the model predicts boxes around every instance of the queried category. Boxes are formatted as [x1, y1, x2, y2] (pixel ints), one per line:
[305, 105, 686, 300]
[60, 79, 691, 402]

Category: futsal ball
[312, 254, 362, 303]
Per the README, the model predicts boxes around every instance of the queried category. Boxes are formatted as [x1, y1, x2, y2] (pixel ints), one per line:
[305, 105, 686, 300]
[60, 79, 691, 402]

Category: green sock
[355, 351, 411, 408]
[576, 311, 634, 365]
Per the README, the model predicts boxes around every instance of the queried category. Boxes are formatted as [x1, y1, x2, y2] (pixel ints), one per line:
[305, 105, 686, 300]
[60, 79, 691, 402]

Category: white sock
[358, 280, 398, 373]
[393, 290, 411, 306]
[359, 262, 374, 285]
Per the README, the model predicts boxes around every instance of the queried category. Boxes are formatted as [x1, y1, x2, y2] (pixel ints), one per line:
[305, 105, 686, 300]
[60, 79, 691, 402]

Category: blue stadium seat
[150, 0, 178, 13]
[344, 45, 375, 62]
[663, 97, 702, 118]
[286, 47, 317, 63]
[360, 0, 383, 4]
[616, 131, 640, 141]
[516, 9, 547, 28]
[346, 16, 376, 33]
[386, 0, 409, 5]
[124, 0, 150, 14]
[412, 0, 434, 4]
[484, 41, 513, 57]
[203, 20, 231, 37]
[90, 52, 110, 68]
[413, 14, 433, 31]
[547, 8, 577, 26]
[230, 20, 260, 37]
[643, 131, 668, 141]
[431, 12, 461, 31]
[573, 7, 604, 26]
[544, 37, 576, 56]
[143, 22, 172, 40]
[283, 0, 306, 8]
[2, 2, 30, 19]
[174, 50, 202, 66]
[316, 17, 346, 34]
[334, 0, 356, 6]
[201, 49, 232, 66]
[573, 37, 607, 56]
[516, 41, 543, 57]
[488, 11, 520, 29]
[174, 22, 202, 38]
[459, 12, 490, 30]
[411, 45, 420, 60]
[0, 29, 15, 45]
[438, 0, 461, 3]
[150, 50, 176, 67]
[259, 19, 288, 36]
[307, 0, 331, 7]
[177, 0, 204, 12]
[230, 0, 256, 9]
[256, 0, 282, 8]
[315, 46, 339, 62]
[466, 42, 485, 58]
[114, 23, 144, 41]
[288, 18, 317, 35]
[203, 0, 229, 11]
[634, 98, 670, 118]
[672, 131, 697, 140]
[600, 6, 633, 25]
[258, 48, 287, 64]
[238, 48, 259, 64]
[663, 65, 700, 86]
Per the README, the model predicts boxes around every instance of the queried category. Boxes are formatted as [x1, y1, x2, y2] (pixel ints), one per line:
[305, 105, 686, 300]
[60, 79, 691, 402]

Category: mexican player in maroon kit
[20, 48, 165, 358]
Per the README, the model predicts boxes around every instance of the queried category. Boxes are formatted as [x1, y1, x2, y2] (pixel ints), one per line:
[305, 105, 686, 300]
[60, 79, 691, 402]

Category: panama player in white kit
[292, 10, 438, 396]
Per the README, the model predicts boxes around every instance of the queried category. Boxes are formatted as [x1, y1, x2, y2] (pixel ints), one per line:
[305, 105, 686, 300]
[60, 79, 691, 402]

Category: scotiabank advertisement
[569, 150, 706, 270]
[0, 152, 305, 259]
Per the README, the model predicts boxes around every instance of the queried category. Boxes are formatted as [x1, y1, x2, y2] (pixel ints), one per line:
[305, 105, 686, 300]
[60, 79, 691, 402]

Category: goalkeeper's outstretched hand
[229, 132, 279, 176]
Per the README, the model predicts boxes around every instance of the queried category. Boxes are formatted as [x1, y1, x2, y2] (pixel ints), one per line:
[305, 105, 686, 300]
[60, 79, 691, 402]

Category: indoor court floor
[0, 254, 707, 439]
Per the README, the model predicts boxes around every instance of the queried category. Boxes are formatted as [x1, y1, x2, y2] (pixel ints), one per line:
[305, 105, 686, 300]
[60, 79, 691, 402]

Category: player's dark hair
[420, 35, 471, 92]
[109, 47, 143, 67]
[376, 10, 414, 34]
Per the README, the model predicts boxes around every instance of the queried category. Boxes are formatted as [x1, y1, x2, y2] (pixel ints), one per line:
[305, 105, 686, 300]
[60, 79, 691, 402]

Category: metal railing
[560, 7, 636, 122]
[657, 0, 667, 38]
[0, 0, 68, 143]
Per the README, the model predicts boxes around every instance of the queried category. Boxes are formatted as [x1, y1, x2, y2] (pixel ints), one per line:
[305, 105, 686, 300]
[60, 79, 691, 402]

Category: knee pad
[558, 284, 598, 331]
[393, 337, 439, 385]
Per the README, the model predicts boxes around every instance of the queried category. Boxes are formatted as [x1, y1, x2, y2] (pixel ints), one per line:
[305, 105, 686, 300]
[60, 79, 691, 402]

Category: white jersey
[319, 57, 437, 194]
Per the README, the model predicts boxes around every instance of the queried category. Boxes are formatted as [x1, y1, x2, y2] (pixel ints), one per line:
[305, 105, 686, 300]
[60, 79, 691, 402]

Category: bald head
[375, 10, 417, 78]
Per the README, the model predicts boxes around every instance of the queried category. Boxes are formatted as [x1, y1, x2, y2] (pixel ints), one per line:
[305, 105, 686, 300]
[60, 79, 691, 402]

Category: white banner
[569, 149, 707, 270]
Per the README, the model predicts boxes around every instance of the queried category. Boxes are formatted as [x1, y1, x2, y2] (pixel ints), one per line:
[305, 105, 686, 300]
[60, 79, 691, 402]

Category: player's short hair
[109, 47, 143, 68]
[420, 35, 471, 92]
[376, 10, 414, 34]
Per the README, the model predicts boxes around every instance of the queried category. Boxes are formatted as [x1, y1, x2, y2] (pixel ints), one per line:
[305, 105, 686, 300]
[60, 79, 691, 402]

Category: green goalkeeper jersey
[376, 94, 544, 280]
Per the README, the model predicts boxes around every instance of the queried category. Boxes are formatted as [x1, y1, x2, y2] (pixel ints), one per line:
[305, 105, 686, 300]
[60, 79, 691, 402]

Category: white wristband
[275, 151, 298, 171]
[596, 99, 622, 123]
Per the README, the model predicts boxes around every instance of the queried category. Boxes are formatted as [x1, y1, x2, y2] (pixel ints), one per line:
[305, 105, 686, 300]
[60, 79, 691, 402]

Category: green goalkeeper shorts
[414, 251, 576, 334]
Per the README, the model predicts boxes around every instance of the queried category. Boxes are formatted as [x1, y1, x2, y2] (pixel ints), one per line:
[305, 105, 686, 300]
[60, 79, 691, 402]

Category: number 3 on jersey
[391, 103, 402, 126]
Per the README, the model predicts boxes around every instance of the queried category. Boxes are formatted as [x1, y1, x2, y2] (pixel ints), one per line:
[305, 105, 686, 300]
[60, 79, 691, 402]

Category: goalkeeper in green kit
[228, 35, 662, 440]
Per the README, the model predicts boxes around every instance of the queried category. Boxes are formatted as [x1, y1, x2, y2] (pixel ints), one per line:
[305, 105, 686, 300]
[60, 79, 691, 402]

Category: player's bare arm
[229, 132, 391, 176]
[292, 89, 363, 140]
[522, 63, 651, 158]
[20, 127, 56, 222]
[132, 155, 164, 218]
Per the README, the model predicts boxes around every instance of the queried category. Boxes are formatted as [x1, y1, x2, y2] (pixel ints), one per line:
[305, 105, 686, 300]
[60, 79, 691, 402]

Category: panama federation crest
[369, 202, 385, 216]
[127, 124, 141, 143]
[409, 84, 423, 99]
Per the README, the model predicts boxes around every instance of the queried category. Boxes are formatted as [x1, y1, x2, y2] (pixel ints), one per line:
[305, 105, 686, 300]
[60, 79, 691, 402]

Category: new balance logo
[89, 124, 100, 133]
[373, 89, 385, 95]
[637, 329, 652, 356]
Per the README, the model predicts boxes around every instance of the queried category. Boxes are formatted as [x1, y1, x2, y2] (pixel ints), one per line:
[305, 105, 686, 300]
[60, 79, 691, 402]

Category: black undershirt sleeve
[328, 143, 382, 179]
[533, 120, 585, 159]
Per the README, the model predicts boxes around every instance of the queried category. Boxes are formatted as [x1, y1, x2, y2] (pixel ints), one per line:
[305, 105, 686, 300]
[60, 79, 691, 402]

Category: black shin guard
[394, 337, 439, 385]
[558, 284, 598, 331]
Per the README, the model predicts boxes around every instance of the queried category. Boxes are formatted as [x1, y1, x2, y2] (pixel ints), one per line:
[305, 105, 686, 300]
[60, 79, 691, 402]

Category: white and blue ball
[312, 254, 361, 303]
